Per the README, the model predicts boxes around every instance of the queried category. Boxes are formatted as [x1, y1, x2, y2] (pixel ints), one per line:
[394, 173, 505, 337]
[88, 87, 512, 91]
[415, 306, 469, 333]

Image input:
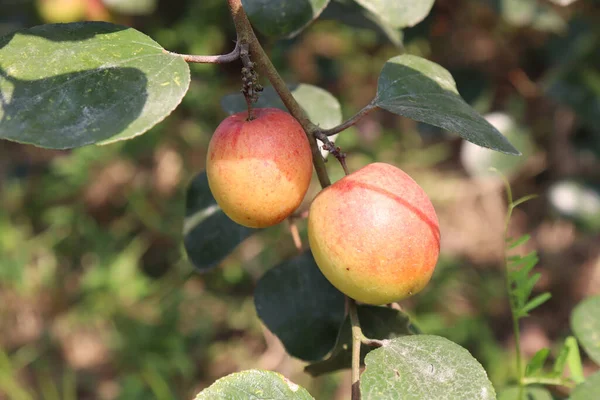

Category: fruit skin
[308, 163, 440, 305]
[206, 108, 313, 228]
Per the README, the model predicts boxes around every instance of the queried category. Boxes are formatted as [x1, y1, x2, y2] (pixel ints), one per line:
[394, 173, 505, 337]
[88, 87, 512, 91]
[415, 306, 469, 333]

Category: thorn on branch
[315, 130, 349, 175]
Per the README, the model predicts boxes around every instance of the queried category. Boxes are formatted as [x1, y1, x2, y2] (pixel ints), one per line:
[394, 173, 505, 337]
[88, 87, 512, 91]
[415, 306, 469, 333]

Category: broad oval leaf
[571, 296, 600, 365]
[0, 22, 190, 149]
[221, 83, 342, 158]
[243, 0, 330, 38]
[360, 335, 495, 400]
[375, 54, 520, 155]
[320, 0, 403, 47]
[354, 0, 434, 29]
[254, 251, 345, 361]
[184, 171, 258, 272]
[195, 369, 314, 400]
[570, 371, 600, 400]
[305, 305, 412, 376]
[498, 386, 553, 400]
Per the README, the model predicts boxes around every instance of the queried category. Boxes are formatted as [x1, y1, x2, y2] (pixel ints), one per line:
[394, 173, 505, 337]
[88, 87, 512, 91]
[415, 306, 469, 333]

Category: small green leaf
[375, 55, 520, 155]
[521, 293, 551, 316]
[571, 296, 600, 365]
[243, 0, 330, 38]
[195, 369, 314, 400]
[354, 0, 434, 29]
[305, 305, 411, 376]
[507, 234, 531, 250]
[183, 172, 257, 272]
[254, 251, 345, 361]
[512, 194, 539, 209]
[498, 386, 553, 400]
[565, 336, 585, 384]
[526, 348, 550, 377]
[553, 341, 570, 376]
[360, 335, 495, 400]
[0, 22, 190, 149]
[570, 371, 600, 400]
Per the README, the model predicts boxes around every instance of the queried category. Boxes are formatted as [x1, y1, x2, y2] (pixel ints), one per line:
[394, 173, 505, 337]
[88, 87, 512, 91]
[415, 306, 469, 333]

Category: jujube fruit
[206, 108, 313, 228]
[308, 162, 440, 305]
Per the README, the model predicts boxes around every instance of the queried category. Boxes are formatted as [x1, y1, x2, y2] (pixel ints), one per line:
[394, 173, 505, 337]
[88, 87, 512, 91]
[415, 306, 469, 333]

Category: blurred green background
[1, 0, 599, 398]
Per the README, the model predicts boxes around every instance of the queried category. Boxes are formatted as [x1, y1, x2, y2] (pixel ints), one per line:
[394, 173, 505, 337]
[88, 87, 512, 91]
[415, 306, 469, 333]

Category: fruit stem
[320, 103, 378, 136]
[226, 0, 331, 188]
[163, 39, 241, 63]
[348, 297, 362, 400]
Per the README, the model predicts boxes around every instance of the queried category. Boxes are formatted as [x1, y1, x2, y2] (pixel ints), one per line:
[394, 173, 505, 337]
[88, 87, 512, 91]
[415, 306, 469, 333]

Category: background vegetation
[0, 0, 599, 398]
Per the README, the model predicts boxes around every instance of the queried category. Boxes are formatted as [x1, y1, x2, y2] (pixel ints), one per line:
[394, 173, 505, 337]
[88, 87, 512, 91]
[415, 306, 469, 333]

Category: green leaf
[320, 0, 403, 47]
[360, 335, 495, 400]
[305, 305, 411, 376]
[498, 0, 566, 33]
[498, 386, 553, 400]
[565, 336, 585, 384]
[0, 22, 190, 149]
[353, 0, 434, 29]
[552, 341, 570, 376]
[461, 113, 535, 178]
[570, 371, 600, 400]
[254, 251, 345, 361]
[526, 348, 550, 377]
[243, 0, 330, 38]
[221, 83, 341, 129]
[571, 296, 600, 365]
[375, 55, 520, 155]
[195, 369, 314, 400]
[221, 83, 342, 157]
[521, 293, 551, 316]
[183, 172, 257, 272]
[507, 234, 531, 250]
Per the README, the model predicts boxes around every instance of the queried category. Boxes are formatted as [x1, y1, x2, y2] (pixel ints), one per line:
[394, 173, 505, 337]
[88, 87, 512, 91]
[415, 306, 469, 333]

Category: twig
[226, 0, 331, 188]
[348, 297, 362, 400]
[315, 131, 349, 175]
[320, 103, 378, 136]
[163, 40, 241, 63]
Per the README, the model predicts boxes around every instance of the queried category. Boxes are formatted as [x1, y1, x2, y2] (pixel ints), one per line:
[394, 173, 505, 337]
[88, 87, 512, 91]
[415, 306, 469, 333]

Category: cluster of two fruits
[206, 108, 440, 305]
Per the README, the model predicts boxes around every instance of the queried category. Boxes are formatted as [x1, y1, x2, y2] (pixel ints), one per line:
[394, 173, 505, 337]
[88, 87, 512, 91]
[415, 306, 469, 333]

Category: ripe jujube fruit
[308, 162, 440, 305]
[206, 108, 313, 228]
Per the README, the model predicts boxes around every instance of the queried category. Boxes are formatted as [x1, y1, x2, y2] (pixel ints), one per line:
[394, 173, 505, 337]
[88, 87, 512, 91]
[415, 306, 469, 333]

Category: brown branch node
[315, 130, 349, 175]
[239, 43, 263, 121]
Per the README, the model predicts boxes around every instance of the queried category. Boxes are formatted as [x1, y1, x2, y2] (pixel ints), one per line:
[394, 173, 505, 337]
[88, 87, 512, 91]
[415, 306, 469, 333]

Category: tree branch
[320, 103, 378, 136]
[348, 297, 362, 400]
[164, 40, 241, 63]
[226, 0, 331, 188]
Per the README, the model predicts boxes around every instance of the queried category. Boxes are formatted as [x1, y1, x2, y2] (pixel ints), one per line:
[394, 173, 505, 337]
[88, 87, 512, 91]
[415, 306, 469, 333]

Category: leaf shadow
[0, 65, 148, 149]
